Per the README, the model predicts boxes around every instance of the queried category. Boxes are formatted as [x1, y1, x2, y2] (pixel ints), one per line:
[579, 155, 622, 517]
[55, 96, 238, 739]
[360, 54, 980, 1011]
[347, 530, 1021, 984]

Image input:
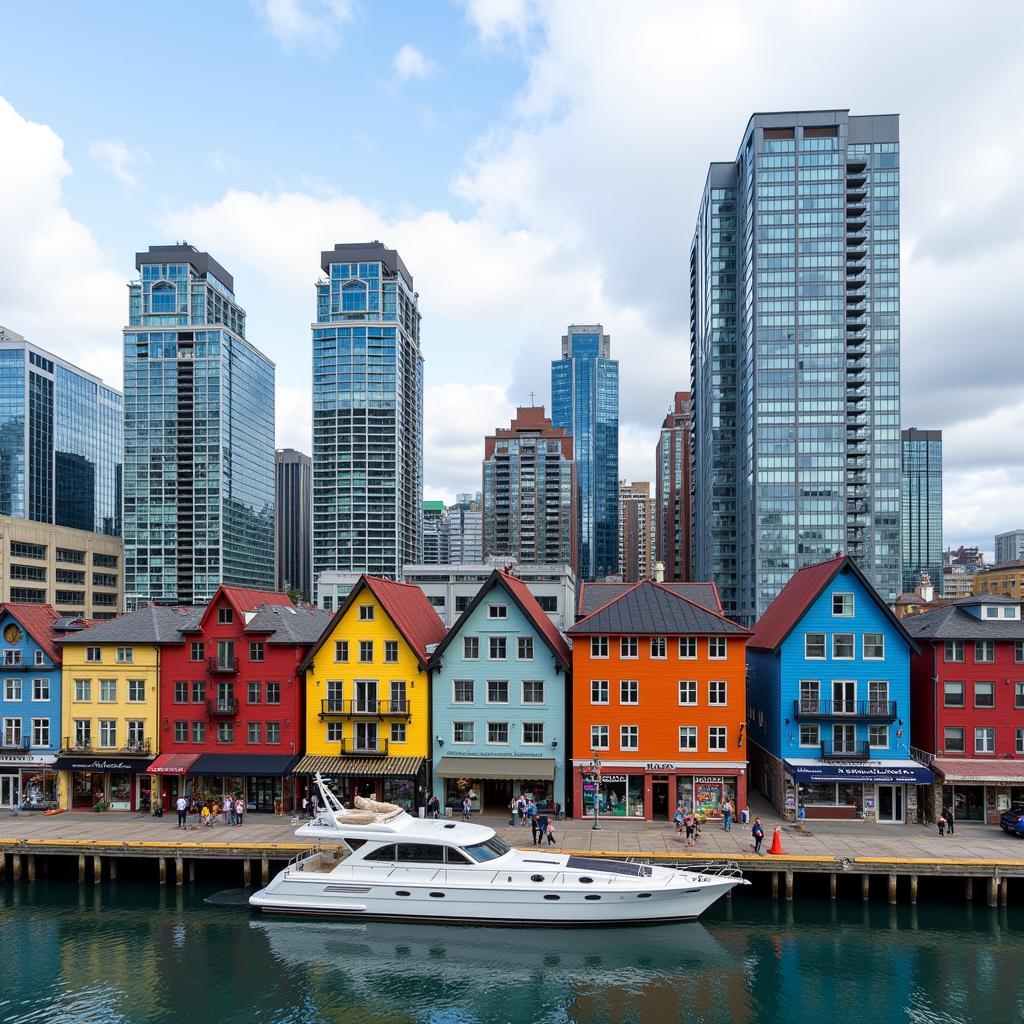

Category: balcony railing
[206, 698, 240, 717]
[0, 736, 30, 754]
[819, 739, 871, 761]
[1, 652, 25, 668]
[794, 700, 898, 723]
[60, 738, 152, 756]
[319, 699, 411, 720]
[207, 656, 239, 674]
[339, 738, 389, 757]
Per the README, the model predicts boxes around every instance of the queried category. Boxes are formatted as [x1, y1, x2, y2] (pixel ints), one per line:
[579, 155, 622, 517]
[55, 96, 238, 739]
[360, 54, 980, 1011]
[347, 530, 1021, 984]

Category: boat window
[345, 839, 367, 849]
[463, 837, 512, 863]
[445, 847, 474, 865]
[396, 844, 447, 863]
[363, 844, 397, 861]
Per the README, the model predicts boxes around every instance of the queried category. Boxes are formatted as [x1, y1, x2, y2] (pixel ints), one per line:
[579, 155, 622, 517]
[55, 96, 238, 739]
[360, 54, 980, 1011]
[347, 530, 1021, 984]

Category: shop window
[585, 775, 644, 817]
[943, 682, 964, 707]
[805, 633, 826, 659]
[678, 680, 697, 705]
[678, 637, 697, 659]
[590, 680, 609, 704]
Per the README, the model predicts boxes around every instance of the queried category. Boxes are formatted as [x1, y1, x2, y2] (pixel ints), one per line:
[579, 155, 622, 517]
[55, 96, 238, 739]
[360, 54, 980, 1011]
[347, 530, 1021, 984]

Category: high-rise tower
[276, 448, 312, 600]
[655, 391, 693, 582]
[901, 428, 942, 595]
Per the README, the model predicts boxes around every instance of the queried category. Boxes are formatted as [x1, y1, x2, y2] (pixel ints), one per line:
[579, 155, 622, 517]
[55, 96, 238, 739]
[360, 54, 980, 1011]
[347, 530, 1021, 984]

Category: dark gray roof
[319, 241, 413, 290]
[903, 601, 1024, 641]
[567, 581, 748, 636]
[244, 604, 332, 644]
[952, 593, 1020, 606]
[135, 244, 234, 293]
[57, 605, 202, 644]
[578, 581, 720, 618]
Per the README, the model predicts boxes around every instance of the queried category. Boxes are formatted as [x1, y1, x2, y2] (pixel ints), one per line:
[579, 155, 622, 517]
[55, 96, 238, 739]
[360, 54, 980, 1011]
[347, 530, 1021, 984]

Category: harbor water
[0, 880, 1020, 1023]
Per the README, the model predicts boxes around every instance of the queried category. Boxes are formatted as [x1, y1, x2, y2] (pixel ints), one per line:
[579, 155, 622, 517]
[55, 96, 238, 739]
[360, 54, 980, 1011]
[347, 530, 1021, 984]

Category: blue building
[745, 555, 930, 824]
[551, 324, 618, 582]
[429, 570, 571, 813]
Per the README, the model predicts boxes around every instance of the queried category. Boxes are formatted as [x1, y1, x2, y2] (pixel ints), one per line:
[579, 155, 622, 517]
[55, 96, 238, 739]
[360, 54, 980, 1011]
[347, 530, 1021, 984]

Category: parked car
[1000, 803, 1024, 837]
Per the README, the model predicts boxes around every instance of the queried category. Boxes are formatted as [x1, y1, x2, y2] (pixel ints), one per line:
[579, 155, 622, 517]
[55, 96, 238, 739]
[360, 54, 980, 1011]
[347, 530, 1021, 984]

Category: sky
[1, 0, 1022, 557]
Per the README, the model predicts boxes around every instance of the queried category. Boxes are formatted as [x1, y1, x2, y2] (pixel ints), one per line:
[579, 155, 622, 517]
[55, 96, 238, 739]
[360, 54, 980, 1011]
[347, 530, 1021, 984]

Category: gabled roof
[577, 580, 721, 619]
[56, 605, 202, 645]
[191, 585, 293, 631]
[299, 575, 447, 671]
[903, 596, 1024, 641]
[748, 555, 918, 653]
[0, 604, 62, 664]
[429, 570, 571, 671]
[567, 580, 749, 636]
[244, 604, 333, 644]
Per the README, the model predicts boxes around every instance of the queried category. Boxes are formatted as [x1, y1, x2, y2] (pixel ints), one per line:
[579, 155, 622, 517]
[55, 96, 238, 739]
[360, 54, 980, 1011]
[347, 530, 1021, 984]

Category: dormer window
[984, 606, 999, 619]
[217, 607, 233, 625]
[1003, 606, 1020, 620]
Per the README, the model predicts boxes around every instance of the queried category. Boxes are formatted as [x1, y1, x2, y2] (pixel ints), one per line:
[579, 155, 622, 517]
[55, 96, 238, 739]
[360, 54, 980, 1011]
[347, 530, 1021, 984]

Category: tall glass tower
[123, 244, 275, 606]
[901, 428, 942, 594]
[691, 110, 901, 624]
[312, 242, 423, 586]
[551, 324, 619, 581]
[0, 325, 122, 535]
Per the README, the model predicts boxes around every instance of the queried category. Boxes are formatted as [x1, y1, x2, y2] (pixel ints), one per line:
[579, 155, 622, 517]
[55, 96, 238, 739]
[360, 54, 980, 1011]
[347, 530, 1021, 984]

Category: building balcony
[206, 698, 240, 717]
[819, 740, 871, 761]
[207, 657, 239, 674]
[60, 738, 152, 756]
[319, 699, 412, 720]
[339, 738, 389, 757]
[0, 736, 31, 754]
[1, 652, 26, 668]
[794, 700, 898, 723]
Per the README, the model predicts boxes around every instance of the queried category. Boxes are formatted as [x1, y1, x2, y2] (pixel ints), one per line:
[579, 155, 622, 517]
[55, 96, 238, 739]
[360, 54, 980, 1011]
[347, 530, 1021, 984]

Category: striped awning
[293, 755, 425, 778]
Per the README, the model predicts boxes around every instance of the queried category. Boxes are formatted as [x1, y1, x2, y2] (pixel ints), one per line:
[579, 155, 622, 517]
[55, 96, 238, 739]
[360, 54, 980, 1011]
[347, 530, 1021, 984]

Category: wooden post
[78, 854, 86, 884]
[261, 856, 269, 887]
[829, 873, 837, 901]
[12, 854, 21, 881]
[988, 876, 998, 909]
[175, 857, 184, 887]
[862, 874, 870, 901]
[158, 857, 167, 886]
[910, 874, 918, 905]
[771, 872, 779, 900]
[965, 877, 973, 902]
[93, 856, 102, 884]
[189, 861, 196, 883]
[243, 859, 251, 887]
[785, 870, 794, 902]
[0, 851, 5, 879]
[109, 858, 117, 880]
[888, 873, 897, 905]
[27, 856, 35, 882]
[1001, 877, 1009, 907]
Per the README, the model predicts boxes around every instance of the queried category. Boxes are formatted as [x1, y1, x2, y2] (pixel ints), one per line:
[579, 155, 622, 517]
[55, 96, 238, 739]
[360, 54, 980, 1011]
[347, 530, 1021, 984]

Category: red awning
[932, 759, 1024, 784]
[147, 753, 199, 776]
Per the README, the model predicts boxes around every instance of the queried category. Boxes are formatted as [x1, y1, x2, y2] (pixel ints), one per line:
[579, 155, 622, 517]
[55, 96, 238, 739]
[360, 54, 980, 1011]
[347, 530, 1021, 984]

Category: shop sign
[65, 760, 137, 771]
[646, 762, 674, 771]
[600, 775, 628, 783]
[694, 775, 724, 784]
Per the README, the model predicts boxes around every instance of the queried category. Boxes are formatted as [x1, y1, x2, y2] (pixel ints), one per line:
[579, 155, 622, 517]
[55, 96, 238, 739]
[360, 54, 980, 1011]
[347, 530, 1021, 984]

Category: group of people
[937, 803, 957, 836]
[300, 794, 321, 818]
[174, 795, 245, 828]
[509, 794, 557, 844]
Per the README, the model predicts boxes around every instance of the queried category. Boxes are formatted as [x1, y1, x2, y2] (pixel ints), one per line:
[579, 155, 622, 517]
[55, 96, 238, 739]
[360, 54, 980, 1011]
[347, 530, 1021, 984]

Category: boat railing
[286, 847, 320, 871]
[672, 860, 746, 880]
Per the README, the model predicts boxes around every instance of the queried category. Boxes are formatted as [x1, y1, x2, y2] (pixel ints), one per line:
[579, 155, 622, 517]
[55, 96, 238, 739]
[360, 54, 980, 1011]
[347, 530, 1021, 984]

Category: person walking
[516, 794, 526, 826]
[674, 804, 685, 835]
[175, 795, 188, 829]
[530, 811, 540, 845]
[684, 811, 696, 847]
[752, 817, 765, 855]
[722, 798, 733, 832]
[944, 804, 956, 835]
[301, 795, 309, 818]
[509, 795, 518, 827]
[937, 814, 947, 836]
[235, 797, 244, 826]
[546, 822, 557, 846]
[536, 813, 549, 847]
[462, 795, 472, 821]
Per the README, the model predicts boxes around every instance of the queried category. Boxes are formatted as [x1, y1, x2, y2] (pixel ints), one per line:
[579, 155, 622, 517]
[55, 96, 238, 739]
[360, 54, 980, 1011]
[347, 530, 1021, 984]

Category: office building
[995, 530, 1024, 565]
[973, 560, 1024, 600]
[691, 110, 902, 624]
[312, 242, 423, 588]
[447, 492, 482, 563]
[421, 500, 449, 565]
[618, 480, 655, 583]
[901, 428, 942, 596]
[655, 392, 693, 581]
[123, 244, 275, 607]
[942, 546, 985, 600]
[551, 324, 619, 581]
[0, 326, 122, 536]
[482, 407, 576, 571]
[275, 448, 312, 601]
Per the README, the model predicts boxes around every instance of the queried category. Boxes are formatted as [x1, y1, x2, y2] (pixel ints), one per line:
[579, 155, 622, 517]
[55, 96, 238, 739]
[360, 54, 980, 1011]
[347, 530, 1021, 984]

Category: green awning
[435, 756, 555, 781]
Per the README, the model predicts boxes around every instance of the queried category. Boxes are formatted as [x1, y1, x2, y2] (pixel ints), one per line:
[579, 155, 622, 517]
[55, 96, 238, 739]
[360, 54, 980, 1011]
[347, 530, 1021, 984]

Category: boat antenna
[313, 772, 346, 817]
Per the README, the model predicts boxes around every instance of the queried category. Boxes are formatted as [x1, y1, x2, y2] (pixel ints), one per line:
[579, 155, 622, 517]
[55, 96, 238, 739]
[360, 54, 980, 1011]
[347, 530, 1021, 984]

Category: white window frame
[486, 680, 509, 704]
[804, 633, 826, 660]
[453, 721, 475, 744]
[452, 680, 474, 704]
[678, 726, 697, 751]
[708, 680, 727, 705]
[974, 681, 995, 708]
[619, 679, 639, 705]
[488, 636, 506, 660]
[462, 636, 479, 660]
[678, 680, 698, 706]
[708, 726, 727, 751]
[974, 727, 995, 754]
[74, 678, 91, 702]
[390, 722, 406, 744]
[943, 727, 965, 753]
[650, 637, 667, 659]
[619, 724, 639, 751]
[868, 724, 888, 749]
[522, 722, 544, 745]
[99, 719, 117, 748]
[4, 677, 22, 702]
[127, 679, 146, 703]
[590, 679, 609, 705]
[334, 640, 349, 663]
[522, 680, 544, 704]
[590, 724, 609, 750]
[708, 637, 727, 659]
[832, 633, 855, 660]
[620, 637, 638, 659]
[678, 637, 697, 659]
[944, 640, 965, 663]
[487, 604, 508, 620]
[975, 640, 995, 663]
[116, 647, 133, 664]
[31, 717, 49, 748]
[863, 633, 885, 660]
[487, 721, 510, 745]
[358, 604, 375, 621]
[798, 723, 820, 748]
[832, 592, 854, 617]
[517, 636, 534, 661]
[31, 677, 49, 702]
[98, 679, 117, 703]
[85, 647, 101, 663]
[591, 637, 609, 659]
[943, 681, 965, 707]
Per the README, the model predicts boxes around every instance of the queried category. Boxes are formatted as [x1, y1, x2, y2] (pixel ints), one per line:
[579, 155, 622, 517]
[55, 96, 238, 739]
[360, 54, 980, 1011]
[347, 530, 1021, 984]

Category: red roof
[0, 604, 62, 664]
[220, 586, 293, 613]
[497, 571, 571, 667]
[362, 576, 448, 663]
[748, 555, 848, 651]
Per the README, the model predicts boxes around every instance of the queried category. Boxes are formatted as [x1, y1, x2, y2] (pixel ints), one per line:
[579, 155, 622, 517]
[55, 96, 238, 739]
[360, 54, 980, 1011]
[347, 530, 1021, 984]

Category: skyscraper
[123, 244, 275, 606]
[995, 530, 1024, 565]
[901, 428, 942, 595]
[618, 480, 655, 583]
[551, 324, 619, 581]
[0, 326, 122, 536]
[655, 391, 693, 582]
[421, 500, 450, 565]
[276, 448, 312, 600]
[482, 407, 576, 570]
[447, 492, 482, 563]
[312, 242, 423, 588]
[691, 110, 902, 624]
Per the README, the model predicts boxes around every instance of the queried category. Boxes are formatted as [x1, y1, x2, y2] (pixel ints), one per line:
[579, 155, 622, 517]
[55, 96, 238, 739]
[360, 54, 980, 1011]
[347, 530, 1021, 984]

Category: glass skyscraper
[691, 110, 901, 624]
[551, 324, 619, 581]
[312, 242, 423, 586]
[123, 244, 275, 606]
[0, 325, 122, 535]
[901, 428, 942, 594]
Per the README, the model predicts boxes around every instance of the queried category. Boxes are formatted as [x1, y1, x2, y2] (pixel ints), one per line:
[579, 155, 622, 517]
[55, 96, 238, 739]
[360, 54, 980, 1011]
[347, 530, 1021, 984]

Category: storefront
[146, 753, 200, 811]
[925, 759, 1024, 825]
[0, 753, 58, 810]
[433, 756, 559, 814]
[293, 755, 426, 811]
[184, 754, 301, 814]
[55, 755, 156, 811]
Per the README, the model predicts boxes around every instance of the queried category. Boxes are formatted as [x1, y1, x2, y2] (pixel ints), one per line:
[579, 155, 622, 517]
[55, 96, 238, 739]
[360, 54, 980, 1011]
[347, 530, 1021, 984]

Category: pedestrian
[235, 797, 244, 826]
[509, 795, 517, 827]
[175, 795, 187, 829]
[752, 816, 764, 855]
[311, 792, 319, 818]
[546, 823, 557, 845]
[227, 796, 236, 826]
[209, 800, 218, 827]
[530, 813, 540, 844]
[937, 815, 947, 836]
[536, 813, 549, 846]
[516, 794, 526, 825]
[674, 803, 684, 835]
[944, 804, 956, 835]
[722, 798, 733, 832]
[302, 795, 309, 818]
[462, 795, 472, 821]
[201, 804, 211, 827]
[429, 794, 440, 819]
[684, 811, 696, 847]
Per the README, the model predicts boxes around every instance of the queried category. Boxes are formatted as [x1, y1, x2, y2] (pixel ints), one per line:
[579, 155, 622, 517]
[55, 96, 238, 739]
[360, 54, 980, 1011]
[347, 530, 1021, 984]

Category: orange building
[567, 580, 750, 821]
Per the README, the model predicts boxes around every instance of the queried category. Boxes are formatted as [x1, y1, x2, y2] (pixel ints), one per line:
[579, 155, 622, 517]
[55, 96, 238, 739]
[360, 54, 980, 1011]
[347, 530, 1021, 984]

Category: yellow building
[295, 576, 446, 810]
[973, 560, 1024, 600]
[55, 606, 196, 810]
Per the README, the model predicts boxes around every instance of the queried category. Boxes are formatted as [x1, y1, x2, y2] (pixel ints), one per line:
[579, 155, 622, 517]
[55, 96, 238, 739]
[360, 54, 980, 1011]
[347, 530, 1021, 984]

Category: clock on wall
[3, 624, 23, 644]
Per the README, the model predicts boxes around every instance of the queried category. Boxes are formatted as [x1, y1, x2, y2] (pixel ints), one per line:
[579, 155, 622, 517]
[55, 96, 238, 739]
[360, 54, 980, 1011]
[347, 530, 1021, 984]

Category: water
[0, 880, 1021, 1024]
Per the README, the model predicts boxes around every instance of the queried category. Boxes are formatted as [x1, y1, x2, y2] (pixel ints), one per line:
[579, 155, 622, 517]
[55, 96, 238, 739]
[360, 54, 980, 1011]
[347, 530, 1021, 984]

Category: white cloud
[252, 0, 354, 52]
[88, 138, 147, 188]
[461, 0, 536, 46]
[275, 383, 312, 453]
[393, 44, 436, 82]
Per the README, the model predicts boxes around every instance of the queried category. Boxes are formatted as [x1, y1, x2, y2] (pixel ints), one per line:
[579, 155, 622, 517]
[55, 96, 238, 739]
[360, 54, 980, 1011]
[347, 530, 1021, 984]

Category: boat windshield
[462, 837, 512, 863]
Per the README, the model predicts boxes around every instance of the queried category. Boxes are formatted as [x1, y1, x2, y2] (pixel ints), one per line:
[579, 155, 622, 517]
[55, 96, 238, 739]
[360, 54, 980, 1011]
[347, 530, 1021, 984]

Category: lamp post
[591, 752, 602, 831]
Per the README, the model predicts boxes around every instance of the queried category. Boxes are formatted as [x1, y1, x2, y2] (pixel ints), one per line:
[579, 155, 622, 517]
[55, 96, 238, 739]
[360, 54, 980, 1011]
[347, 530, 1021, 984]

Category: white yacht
[250, 776, 746, 926]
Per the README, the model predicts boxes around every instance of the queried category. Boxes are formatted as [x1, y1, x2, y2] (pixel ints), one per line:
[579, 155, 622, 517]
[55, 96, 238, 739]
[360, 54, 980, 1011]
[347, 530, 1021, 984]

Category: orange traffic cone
[767, 826, 784, 855]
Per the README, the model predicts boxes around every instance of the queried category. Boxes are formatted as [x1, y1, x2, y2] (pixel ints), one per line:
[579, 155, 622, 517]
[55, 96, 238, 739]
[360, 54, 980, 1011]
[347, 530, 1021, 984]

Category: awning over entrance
[784, 758, 933, 784]
[54, 756, 154, 772]
[147, 753, 199, 776]
[435, 756, 556, 781]
[931, 759, 1024, 785]
[293, 755, 424, 778]
[189, 754, 300, 777]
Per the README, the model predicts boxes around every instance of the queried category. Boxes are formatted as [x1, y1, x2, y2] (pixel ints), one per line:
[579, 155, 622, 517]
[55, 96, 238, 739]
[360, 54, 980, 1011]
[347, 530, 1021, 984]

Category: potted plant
[93, 800, 109, 812]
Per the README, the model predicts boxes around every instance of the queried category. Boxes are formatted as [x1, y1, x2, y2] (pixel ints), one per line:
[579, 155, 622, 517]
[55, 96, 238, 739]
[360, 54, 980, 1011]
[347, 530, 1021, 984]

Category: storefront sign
[601, 775, 628, 783]
[785, 761, 933, 784]
[694, 775, 725, 784]
[57, 759, 140, 772]
[645, 762, 674, 771]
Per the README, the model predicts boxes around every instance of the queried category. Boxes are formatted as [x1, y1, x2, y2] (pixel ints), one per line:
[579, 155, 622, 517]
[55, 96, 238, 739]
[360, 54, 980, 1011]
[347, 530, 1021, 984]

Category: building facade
[482, 407, 576, 571]
[276, 449, 312, 601]
[906, 594, 1024, 823]
[551, 325, 619, 582]
[973, 561, 1024, 600]
[618, 481, 655, 583]
[421, 501, 450, 565]
[901, 428, 942, 596]
[0, 326, 122, 536]
[995, 530, 1024, 566]
[447, 492, 482, 563]
[123, 244, 275, 606]
[943, 545, 986, 599]
[655, 391, 693, 582]
[746, 555, 929, 824]
[567, 580, 749, 820]
[429, 570, 571, 813]
[312, 242, 423, 586]
[691, 111, 902, 624]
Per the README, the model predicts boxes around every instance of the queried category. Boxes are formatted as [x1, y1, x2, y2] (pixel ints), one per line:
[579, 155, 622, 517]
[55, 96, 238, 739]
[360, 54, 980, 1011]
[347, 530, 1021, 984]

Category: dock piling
[78, 854, 85, 884]
[261, 855, 269, 887]
[771, 872, 779, 899]
[888, 874, 897, 905]
[862, 874, 870, 901]
[93, 856, 102, 884]
[784, 870, 794, 902]
[109, 859, 117, 880]
[910, 874, 918, 904]
[1001, 877, 1009, 907]
[12, 854, 21, 881]
[158, 857, 166, 886]
[0, 851, 5, 879]
[243, 859, 251, 887]
[988, 876, 998, 908]
[189, 860, 195, 883]
[829, 873, 837, 900]
[965, 878, 973, 902]
[27, 856, 35, 883]
[175, 856, 184, 887]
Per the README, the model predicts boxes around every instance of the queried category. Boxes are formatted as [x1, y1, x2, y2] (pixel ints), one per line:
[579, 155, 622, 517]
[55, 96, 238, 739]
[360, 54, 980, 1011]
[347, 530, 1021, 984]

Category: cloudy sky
[1, 0, 1022, 555]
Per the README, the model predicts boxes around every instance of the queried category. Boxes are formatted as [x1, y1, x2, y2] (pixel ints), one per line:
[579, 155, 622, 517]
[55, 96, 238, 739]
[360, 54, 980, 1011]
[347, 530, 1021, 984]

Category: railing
[819, 739, 871, 761]
[60, 738, 152, 755]
[793, 700, 897, 722]
[1, 653, 25, 667]
[0, 736, 30, 754]
[319, 699, 410, 719]
[339, 738, 389, 757]
[207, 656, 239, 674]
[206, 698, 239, 716]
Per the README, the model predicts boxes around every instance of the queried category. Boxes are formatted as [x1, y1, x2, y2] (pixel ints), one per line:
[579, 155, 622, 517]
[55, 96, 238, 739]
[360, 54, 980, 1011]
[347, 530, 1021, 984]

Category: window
[487, 680, 509, 704]
[248, 681, 262, 704]
[863, 634, 885, 660]
[99, 720, 116, 748]
[74, 679, 91, 702]
[975, 727, 995, 754]
[30, 717, 48, 747]
[216, 641, 235, 668]
[191, 721, 205, 743]
[4, 678, 21, 702]
[174, 721, 188, 743]
[679, 726, 697, 750]
[943, 727, 965, 753]
[869, 725, 888, 748]
[620, 725, 639, 750]
[326, 722, 343, 742]
[1018, 729, 1024, 755]
[455, 596, 471, 613]
[650, 637, 667, 659]
[523, 680, 544, 704]
[833, 634, 855, 659]
[217, 722, 234, 743]
[944, 640, 965, 663]
[832, 593, 854, 617]
[985, 606, 999, 619]
[590, 679, 609, 704]
[487, 605, 508, 619]
[127, 680, 145, 703]
[174, 681, 188, 704]
[708, 680, 727, 705]
[93, 553, 118, 569]
[1016, 682, 1024, 710]
[116, 647, 133, 664]
[868, 680, 889, 714]
[536, 595, 558, 612]
[390, 722, 406, 743]
[619, 679, 639, 705]
[359, 641, 374, 662]
[217, 607, 233, 625]
[708, 726, 727, 751]
[334, 640, 349, 662]
[591, 637, 609, 658]
[974, 681, 995, 708]
[523, 722, 544, 744]
[2, 718, 20, 747]
[10, 542, 45, 560]
[517, 637, 534, 660]
[708, 637, 727, 659]
[1016, 641, 1024, 663]
[488, 637, 506, 660]
[191, 681, 205, 703]
[620, 637, 638, 659]
[463, 637, 479, 660]
[590, 725, 609, 750]
[86, 647, 101, 663]
[266, 682, 280, 705]
[453, 680, 474, 703]
[32, 678, 49, 701]
[678, 637, 697, 659]
[126, 720, 144, 747]
[799, 680, 821, 714]
[34, 650, 44, 666]
[975, 641, 995, 663]
[265, 722, 280, 744]
[805, 634, 826, 659]
[190, 642, 204, 662]
[799, 723, 819, 748]
[453, 721, 474, 743]
[380, 640, 398, 664]
[358, 604, 375, 621]
[249, 642, 264, 663]
[74, 720, 91, 747]
[678, 680, 697, 705]
[487, 722, 509, 744]
[248, 722, 261, 744]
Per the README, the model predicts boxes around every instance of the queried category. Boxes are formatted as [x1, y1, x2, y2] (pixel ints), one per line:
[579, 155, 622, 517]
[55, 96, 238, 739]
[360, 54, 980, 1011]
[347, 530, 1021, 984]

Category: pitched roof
[220, 586, 293, 613]
[953, 593, 1020, 606]
[56, 605, 203, 644]
[577, 580, 721, 619]
[903, 598, 1024, 641]
[0, 604, 61, 664]
[244, 604, 333, 644]
[567, 580, 749, 636]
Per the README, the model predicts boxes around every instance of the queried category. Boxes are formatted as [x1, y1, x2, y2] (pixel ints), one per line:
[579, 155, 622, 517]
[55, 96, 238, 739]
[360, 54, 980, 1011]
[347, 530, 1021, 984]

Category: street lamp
[591, 751, 602, 831]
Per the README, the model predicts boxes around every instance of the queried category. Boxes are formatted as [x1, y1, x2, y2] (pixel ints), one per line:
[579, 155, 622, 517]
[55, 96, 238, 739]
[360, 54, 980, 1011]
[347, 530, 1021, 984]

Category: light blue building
[429, 570, 571, 813]
[123, 244, 276, 606]
[551, 324, 618, 582]
[746, 555, 929, 824]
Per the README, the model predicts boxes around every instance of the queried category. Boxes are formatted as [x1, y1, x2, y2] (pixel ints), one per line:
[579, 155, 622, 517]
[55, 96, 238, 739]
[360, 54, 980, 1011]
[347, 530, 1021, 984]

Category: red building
[150, 586, 330, 813]
[906, 594, 1024, 823]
